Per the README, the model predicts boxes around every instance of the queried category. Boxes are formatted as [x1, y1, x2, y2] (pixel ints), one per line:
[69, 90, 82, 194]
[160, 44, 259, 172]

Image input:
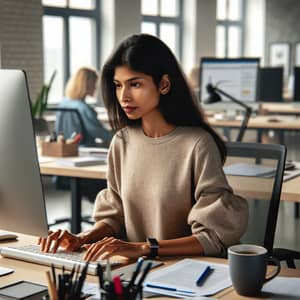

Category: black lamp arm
[211, 85, 252, 111]
[207, 84, 252, 142]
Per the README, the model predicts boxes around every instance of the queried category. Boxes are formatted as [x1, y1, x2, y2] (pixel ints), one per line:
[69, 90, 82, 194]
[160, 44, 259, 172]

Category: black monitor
[200, 57, 260, 103]
[0, 69, 48, 237]
[257, 67, 284, 102]
[294, 67, 300, 102]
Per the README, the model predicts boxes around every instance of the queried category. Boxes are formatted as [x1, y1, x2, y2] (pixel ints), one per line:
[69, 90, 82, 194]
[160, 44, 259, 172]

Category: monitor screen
[200, 58, 260, 103]
[0, 69, 48, 237]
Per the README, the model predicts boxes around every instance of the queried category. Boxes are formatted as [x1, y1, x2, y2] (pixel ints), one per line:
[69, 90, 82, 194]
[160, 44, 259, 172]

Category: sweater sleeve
[92, 135, 124, 235]
[188, 133, 249, 256]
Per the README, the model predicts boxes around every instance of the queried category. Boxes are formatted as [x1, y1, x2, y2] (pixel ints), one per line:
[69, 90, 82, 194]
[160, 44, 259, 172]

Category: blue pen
[196, 266, 212, 286]
[146, 284, 195, 295]
[126, 257, 144, 291]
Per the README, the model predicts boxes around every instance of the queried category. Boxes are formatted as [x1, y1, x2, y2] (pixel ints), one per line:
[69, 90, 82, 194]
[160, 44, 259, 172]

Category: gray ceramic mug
[228, 244, 281, 296]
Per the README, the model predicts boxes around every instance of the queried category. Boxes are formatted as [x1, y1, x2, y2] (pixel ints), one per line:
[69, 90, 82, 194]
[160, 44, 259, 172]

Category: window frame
[43, 1, 101, 87]
[216, 0, 245, 58]
[141, 0, 183, 60]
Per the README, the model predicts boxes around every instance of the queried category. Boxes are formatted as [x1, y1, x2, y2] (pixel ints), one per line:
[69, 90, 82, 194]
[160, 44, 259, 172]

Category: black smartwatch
[147, 238, 159, 258]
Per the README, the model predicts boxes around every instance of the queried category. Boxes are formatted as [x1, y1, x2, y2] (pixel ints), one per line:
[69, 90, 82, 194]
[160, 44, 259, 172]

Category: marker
[71, 133, 82, 144]
[113, 275, 124, 295]
[195, 266, 213, 286]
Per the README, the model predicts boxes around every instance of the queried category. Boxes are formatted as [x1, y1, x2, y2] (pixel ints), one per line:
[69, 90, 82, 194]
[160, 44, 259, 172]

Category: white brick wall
[0, 0, 43, 101]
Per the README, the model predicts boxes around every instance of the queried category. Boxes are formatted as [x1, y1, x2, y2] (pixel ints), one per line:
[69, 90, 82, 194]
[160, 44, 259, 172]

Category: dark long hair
[101, 34, 226, 163]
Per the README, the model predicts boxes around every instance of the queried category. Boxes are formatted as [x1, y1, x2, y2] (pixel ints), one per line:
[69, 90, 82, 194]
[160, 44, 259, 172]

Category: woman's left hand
[83, 237, 148, 261]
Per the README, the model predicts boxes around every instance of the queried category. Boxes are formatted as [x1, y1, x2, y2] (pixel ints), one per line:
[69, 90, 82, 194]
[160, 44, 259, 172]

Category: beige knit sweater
[93, 126, 248, 255]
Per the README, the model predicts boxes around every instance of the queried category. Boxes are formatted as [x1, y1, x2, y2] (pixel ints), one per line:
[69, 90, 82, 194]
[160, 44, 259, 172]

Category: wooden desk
[1, 233, 300, 299]
[261, 103, 300, 115]
[208, 115, 300, 130]
[39, 158, 300, 233]
[208, 115, 300, 143]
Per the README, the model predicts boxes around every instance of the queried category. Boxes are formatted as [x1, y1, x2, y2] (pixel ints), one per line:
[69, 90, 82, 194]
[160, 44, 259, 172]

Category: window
[141, 0, 183, 60]
[42, 0, 100, 104]
[216, 0, 244, 58]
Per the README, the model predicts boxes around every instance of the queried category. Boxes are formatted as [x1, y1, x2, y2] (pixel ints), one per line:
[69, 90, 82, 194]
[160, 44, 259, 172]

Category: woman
[40, 34, 248, 260]
[55, 67, 112, 201]
[56, 67, 113, 147]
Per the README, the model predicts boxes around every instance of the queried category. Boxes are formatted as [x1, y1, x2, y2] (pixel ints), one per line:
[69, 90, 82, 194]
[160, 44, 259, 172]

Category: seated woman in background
[56, 67, 113, 147]
[40, 34, 248, 260]
[55, 67, 113, 201]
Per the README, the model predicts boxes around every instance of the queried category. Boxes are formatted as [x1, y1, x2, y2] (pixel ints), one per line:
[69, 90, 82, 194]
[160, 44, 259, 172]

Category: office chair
[257, 67, 284, 102]
[225, 142, 286, 257]
[45, 107, 106, 227]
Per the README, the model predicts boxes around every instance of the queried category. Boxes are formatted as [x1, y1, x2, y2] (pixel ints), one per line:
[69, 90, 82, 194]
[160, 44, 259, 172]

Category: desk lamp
[205, 83, 252, 142]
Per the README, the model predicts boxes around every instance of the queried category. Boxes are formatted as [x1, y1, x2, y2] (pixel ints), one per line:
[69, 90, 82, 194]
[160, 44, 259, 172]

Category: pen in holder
[45, 263, 90, 300]
[99, 257, 152, 300]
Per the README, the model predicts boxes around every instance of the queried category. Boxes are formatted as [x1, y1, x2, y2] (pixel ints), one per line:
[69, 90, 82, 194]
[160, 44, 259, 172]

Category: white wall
[244, 0, 266, 63]
[101, 0, 141, 65]
[182, 0, 217, 74]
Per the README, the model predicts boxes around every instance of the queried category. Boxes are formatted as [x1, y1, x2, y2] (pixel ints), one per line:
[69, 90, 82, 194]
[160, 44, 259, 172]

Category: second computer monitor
[200, 57, 260, 103]
[294, 67, 300, 101]
[257, 67, 283, 102]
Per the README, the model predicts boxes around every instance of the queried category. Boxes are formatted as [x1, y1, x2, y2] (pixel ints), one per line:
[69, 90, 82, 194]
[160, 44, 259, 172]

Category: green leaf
[32, 70, 57, 118]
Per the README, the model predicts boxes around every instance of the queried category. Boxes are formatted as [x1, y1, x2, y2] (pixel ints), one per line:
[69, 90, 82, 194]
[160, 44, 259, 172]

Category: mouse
[0, 231, 18, 241]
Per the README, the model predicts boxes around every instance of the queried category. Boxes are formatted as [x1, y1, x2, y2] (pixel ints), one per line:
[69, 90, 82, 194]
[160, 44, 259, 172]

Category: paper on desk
[82, 282, 100, 299]
[262, 277, 300, 299]
[143, 258, 231, 298]
[224, 163, 276, 177]
[283, 162, 300, 181]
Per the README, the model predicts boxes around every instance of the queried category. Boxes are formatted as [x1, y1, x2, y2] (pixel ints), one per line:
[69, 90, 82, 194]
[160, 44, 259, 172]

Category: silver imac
[0, 69, 48, 237]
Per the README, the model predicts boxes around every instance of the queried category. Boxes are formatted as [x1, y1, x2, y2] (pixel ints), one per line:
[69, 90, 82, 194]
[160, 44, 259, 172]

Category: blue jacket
[55, 98, 113, 147]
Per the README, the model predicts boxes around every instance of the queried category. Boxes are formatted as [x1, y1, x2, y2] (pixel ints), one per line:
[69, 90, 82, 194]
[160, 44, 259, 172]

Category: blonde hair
[65, 67, 98, 100]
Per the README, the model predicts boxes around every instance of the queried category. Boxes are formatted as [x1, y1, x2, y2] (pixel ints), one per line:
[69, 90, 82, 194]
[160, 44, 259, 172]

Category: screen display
[200, 58, 260, 103]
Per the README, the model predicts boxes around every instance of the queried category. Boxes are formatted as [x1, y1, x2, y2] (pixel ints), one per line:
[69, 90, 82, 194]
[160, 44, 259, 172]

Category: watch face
[148, 238, 159, 248]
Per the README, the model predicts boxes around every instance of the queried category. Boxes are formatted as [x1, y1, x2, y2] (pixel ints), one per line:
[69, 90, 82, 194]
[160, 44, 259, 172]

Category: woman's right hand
[37, 229, 84, 253]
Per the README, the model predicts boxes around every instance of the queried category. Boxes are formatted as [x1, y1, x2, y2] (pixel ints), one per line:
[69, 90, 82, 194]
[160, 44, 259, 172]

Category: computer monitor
[293, 67, 300, 101]
[257, 67, 284, 102]
[200, 57, 260, 103]
[0, 69, 48, 237]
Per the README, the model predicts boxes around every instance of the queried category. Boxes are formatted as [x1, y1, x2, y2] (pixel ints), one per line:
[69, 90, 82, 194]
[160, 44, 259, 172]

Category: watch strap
[147, 237, 159, 258]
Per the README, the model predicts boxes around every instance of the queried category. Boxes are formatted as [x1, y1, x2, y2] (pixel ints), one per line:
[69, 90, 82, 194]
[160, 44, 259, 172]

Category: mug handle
[264, 256, 281, 283]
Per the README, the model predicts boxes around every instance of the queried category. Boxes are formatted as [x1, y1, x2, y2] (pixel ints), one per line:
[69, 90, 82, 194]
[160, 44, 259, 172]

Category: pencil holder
[101, 283, 143, 300]
[41, 141, 78, 157]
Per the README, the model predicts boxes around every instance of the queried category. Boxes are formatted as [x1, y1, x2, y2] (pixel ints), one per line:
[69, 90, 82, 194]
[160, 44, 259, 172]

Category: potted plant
[32, 70, 56, 135]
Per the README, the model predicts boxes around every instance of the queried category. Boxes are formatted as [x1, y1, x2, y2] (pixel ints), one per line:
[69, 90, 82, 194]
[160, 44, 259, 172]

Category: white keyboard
[0, 245, 122, 275]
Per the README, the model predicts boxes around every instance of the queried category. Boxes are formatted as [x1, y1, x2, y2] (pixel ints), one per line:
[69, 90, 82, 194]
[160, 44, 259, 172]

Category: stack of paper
[57, 156, 106, 167]
[79, 147, 108, 161]
[143, 259, 231, 298]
